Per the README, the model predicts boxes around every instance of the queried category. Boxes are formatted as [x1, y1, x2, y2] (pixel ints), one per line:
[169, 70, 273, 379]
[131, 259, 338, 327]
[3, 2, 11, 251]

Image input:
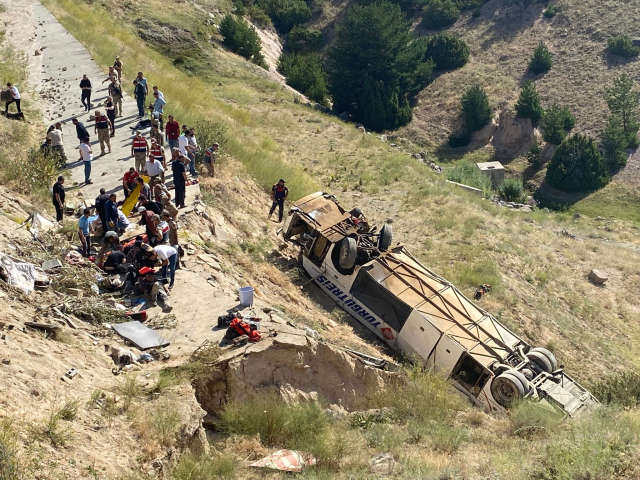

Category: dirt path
[12, 1, 200, 205]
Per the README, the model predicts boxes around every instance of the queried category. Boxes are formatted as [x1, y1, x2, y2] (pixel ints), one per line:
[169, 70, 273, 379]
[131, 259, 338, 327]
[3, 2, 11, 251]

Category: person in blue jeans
[79, 137, 93, 184]
[152, 245, 178, 289]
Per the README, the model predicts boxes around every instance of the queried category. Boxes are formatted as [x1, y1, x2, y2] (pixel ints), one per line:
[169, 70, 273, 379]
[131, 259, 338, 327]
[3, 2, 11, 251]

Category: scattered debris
[24, 321, 60, 332]
[112, 321, 170, 350]
[0, 252, 37, 294]
[474, 284, 492, 301]
[66, 287, 83, 297]
[250, 449, 316, 473]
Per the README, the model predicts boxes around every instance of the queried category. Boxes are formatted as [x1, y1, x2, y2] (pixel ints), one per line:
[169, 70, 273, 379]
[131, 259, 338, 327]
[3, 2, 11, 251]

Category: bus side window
[451, 355, 490, 397]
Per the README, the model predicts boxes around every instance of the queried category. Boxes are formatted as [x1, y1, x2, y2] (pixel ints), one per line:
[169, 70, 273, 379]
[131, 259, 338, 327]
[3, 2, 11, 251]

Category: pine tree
[528, 41, 553, 74]
[327, 1, 433, 131]
[461, 84, 491, 132]
[604, 73, 640, 148]
[541, 104, 574, 145]
[546, 134, 609, 192]
[425, 33, 470, 71]
[601, 116, 628, 172]
[515, 80, 543, 122]
[422, 0, 460, 30]
[359, 79, 412, 132]
[220, 15, 267, 68]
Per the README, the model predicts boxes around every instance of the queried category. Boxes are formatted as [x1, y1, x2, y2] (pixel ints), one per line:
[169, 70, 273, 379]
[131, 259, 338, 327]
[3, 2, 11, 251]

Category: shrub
[358, 78, 413, 132]
[607, 35, 640, 58]
[422, 0, 460, 30]
[220, 392, 328, 447]
[543, 4, 561, 17]
[604, 73, 640, 148]
[510, 401, 564, 435]
[288, 25, 324, 54]
[0, 420, 21, 480]
[170, 453, 235, 480]
[461, 84, 492, 132]
[263, 0, 311, 33]
[233, 0, 246, 16]
[425, 33, 470, 71]
[515, 80, 543, 122]
[448, 129, 472, 147]
[525, 139, 542, 168]
[219, 14, 267, 68]
[601, 116, 629, 172]
[591, 371, 640, 407]
[546, 134, 609, 192]
[471, 7, 481, 17]
[247, 5, 273, 29]
[528, 41, 553, 74]
[193, 119, 228, 164]
[277, 53, 328, 104]
[499, 178, 524, 201]
[541, 103, 575, 145]
[454, 0, 484, 9]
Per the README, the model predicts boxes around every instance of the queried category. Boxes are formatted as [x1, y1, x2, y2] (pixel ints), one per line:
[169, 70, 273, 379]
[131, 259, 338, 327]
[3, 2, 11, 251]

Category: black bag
[218, 312, 238, 328]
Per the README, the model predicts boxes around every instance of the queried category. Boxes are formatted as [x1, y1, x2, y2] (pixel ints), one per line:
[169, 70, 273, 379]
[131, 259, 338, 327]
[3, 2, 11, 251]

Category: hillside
[2, 0, 640, 479]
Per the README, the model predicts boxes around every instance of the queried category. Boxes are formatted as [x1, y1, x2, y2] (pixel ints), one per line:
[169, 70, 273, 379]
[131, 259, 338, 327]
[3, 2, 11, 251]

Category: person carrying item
[5, 83, 21, 114]
[79, 74, 92, 111]
[79, 136, 93, 184]
[139, 268, 173, 312]
[133, 79, 146, 117]
[122, 167, 139, 199]
[130, 131, 148, 173]
[78, 208, 92, 257]
[268, 179, 289, 223]
[52, 176, 65, 223]
[94, 110, 112, 155]
[152, 244, 178, 289]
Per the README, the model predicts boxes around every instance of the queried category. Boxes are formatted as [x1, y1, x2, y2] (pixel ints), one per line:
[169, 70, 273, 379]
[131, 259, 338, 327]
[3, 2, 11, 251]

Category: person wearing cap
[113, 55, 123, 80]
[79, 74, 92, 112]
[135, 176, 151, 200]
[104, 193, 118, 233]
[165, 115, 180, 151]
[145, 153, 165, 184]
[150, 123, 164, 149]
[135, 242, 156, 269]
[268, 179, 289, 223]
[204, 142, 219, 176]
[152, 244, 178, 289]
[94, 109, 112, 155]
[130, 131, 149, 173]
[97, 230, 120, 262]
[139, 269, 173, 312]
[122, 167, 140, 199]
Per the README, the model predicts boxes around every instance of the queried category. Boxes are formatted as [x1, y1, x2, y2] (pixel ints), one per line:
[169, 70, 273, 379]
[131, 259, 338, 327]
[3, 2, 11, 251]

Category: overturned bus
[282, 192, 598, 416]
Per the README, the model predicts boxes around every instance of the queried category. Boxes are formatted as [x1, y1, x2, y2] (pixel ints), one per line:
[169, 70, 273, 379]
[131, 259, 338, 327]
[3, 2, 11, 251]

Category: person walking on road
[165, 115, 179, 151]
[131, 131, 149, 173]
[52, 176, 65, 223]
[113, 56, 123, 80]
[133, 79, 146, 117]
[94, 110, 112, 155]
[79, 74, 92, 112]
[268, 179, 289, 223]
[123, 167, 139, 199]
[5, 83, 21, 115]
[78, 208, 91, 257]
[107, 76, 123, 117]
[72, 117, 89, 144]
[79, 137, 93, 185]
[172, 153, 187, 208]
[105, 96, 116, 137]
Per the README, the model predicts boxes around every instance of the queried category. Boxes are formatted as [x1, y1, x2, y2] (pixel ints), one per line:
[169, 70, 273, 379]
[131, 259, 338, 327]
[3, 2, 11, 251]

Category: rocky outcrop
[194, 323, 398, 417]
[492, 110, 539, 158]
[469, 117, 498, 150]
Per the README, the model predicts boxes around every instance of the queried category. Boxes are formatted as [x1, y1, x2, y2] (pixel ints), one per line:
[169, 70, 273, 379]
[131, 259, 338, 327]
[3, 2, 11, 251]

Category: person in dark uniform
[268, 179, 289, 223]
[172, 152, 187, 208]
[94, 188, 110, 238]
[79, 74, 92, 111]
[52, 176, 65, 223]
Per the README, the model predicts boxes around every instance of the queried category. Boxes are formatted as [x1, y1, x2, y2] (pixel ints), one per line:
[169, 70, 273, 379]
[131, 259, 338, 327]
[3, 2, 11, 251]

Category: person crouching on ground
[139, 268, 173, 312]
[122, 167, 139, 199]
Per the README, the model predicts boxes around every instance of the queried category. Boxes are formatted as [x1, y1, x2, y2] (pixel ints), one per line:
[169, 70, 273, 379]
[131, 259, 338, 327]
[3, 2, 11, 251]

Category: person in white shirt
[79, 137, 93, 184]
[5, 83, 21, 114]
[152, 244, 178, 288]
[116, 209, 130, 232]
[178, 131, 189, 156]
[145, 154, 165, 183]
[186, 128, 199, 177]
[152, 86, 164, 100]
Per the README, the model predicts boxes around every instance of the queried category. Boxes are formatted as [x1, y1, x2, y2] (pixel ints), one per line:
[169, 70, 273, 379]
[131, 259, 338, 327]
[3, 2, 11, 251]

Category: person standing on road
[165, 115, 179, 151]
[133, 79, 146, 117]
[104, 193, 118, 233]
[186, 128, 199, 177]
[79, 137, 93, 185]
[72, 117, 89, 145]
[152, 91, 166, 130]
[113, 56, 123, 80]
[136, 72, 148, 95]
[131, 131, 149, 173]
[150, 123, 163, 148]
[268, 179, 289, 223]
[123, 167, 139, 199]
[94, 188, 110, 238]
[94, 110, 112, 155]
[152, 86, 164, 100]
[104, 96, 116, 137]
[172, 153, 187, 208]
[149, 137, 166, 167]
[52, 176, 65, 223]
[78, 208, 91, 257]
[79, 74, 92, 112]
[5, 83, 21, 114]
[107, 76, 123, 118]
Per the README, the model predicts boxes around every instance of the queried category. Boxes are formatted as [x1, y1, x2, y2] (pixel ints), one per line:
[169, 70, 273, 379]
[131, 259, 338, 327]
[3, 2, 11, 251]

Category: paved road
[31, 1, 199, 205]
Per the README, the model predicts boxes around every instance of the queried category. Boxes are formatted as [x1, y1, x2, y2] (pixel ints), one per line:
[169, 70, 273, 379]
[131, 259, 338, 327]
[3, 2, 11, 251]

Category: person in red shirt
[122, 167, 140, 199]
[165, 115, 180, 151]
